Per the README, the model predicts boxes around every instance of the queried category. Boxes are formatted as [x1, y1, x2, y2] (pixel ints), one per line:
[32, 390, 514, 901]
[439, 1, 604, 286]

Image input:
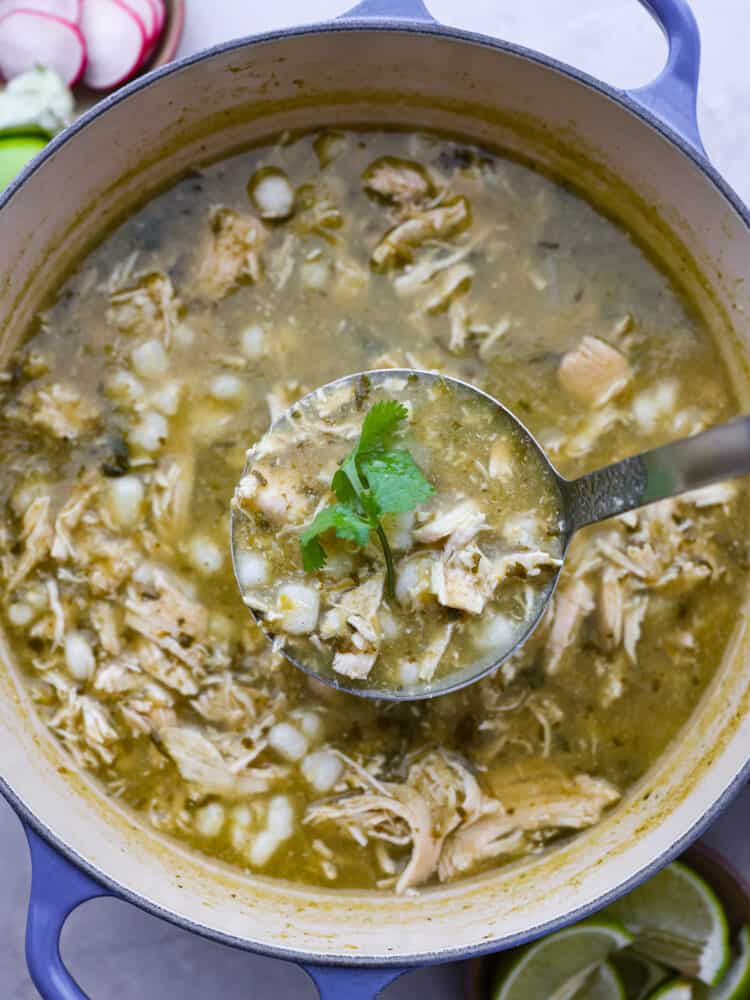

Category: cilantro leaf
[298, 396, 432, 598]
[357, 399, 408, 455]
[300, 504, 371, 571]
[360, 450, 434, 513]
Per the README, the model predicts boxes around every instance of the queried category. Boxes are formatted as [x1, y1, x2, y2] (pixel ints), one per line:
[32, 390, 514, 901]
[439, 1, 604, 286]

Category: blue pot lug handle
[339, 0, 434, 23]
[303, 963, 410, 999]
[338, 0, 705, 155]
[629, 0, 706, 155]
[24, 824, 108, 1000]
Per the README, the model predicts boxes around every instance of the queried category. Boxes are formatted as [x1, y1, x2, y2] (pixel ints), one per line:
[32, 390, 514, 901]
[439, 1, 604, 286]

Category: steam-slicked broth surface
[0, 129, 746, 893]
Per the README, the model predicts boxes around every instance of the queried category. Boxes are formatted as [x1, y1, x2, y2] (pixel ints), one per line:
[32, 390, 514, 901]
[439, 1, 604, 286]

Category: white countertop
[1, 2, 749, 996]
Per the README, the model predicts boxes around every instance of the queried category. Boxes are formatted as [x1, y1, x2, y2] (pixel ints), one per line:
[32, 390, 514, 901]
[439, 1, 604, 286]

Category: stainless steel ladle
[231, 370, 750, 701]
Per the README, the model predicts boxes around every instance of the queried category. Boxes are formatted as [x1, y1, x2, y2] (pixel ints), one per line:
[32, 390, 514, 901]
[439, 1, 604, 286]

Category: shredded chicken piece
[439, 766, 619, 880]
[11, 382, 99, 440]
[406, 623, 455, 682]
[6, 496, 52, 589]
[372, 197, 471, 269]
[135, 639, 200, 696]
[332, 651, 378, 679]
[432, 544, 495, 615]
[198, 206, 267, 299]
[362, 156, 435, 206]
[151, 454, 194, 540]
[558, 336, 632, 408]
[159, 726, 279, 799]
[306, 783, 441, 894]
[51, 476, 100, 561]
[107, 271, 180, 345]
[414, 500, 485, 548]
[422, 263, 473, 314]
[545, 579, 595, 673]
[235, 467, 311, 526]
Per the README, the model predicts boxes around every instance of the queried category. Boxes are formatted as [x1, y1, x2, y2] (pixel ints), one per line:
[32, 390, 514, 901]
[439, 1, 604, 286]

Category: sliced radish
[119, 0, 156, 42]
[80, 0, 146, 90]
[0, 9, 86, 86]
[150, 0, 164, 33]
[0, 0, 80, 20]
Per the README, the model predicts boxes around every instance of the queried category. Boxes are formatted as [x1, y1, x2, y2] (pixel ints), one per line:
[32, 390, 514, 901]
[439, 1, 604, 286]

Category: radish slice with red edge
[0, 0, 80, 20]
[80, 0, 146, 91]
[0, 9, 86, 86]
[119, 0, 156, 43]
[150, 0, 164, 33]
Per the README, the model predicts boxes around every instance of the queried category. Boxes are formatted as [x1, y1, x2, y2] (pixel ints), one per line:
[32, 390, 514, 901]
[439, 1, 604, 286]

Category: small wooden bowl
[463, 844, 750, 999]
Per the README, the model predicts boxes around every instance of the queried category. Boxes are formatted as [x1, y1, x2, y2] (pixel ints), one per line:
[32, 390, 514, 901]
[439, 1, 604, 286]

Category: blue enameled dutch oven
[1, 1, 750, 996]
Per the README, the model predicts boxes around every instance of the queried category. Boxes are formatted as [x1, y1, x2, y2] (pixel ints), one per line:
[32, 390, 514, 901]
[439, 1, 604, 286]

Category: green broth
[0, 128, 745, 892]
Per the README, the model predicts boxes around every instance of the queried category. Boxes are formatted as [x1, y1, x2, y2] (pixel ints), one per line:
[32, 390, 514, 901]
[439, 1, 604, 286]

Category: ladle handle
[562, 415, 750, 533]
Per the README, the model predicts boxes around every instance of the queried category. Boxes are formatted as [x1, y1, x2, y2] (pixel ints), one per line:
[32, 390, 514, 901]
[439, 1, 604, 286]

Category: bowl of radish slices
[0, 0, 184, 93]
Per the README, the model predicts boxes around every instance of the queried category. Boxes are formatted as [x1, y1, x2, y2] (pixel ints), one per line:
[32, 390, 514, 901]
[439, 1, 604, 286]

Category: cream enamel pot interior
[1, 1, 750, 997]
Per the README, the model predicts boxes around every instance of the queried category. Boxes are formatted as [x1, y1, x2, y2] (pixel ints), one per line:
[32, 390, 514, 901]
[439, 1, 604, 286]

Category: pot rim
[2, 15, 750, 969]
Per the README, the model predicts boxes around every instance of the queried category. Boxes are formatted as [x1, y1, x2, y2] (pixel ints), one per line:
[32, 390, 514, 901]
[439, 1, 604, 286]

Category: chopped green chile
[0, 127, 745, 895]
[232, 375, 564, 693]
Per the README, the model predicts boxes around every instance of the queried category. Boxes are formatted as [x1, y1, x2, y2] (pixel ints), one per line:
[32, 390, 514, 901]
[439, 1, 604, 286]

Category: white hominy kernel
[65, 631, 95, 681]
[300, 258, 330, 290]
[131, 339, 169, 380]
[240, 325, 264, 358]
[251, 170, 294, 220]
[107, 476, 144, 528]
[187, 535, 223, 575]
[210, 374, 243, 401]
[632, 380, 678, 433]
[294, 711, 323, 742]
[150, 381, 182, 416]
[301, 750, 343, 793]
[106, 369, 144, 405]
[276, 583, 319, 635]
[248, 796, 294, 867]
[379, 607, 400, 640]
[268, 722, 308, 761]
[232, 804, 253, 828]
[7, 602, 33, 627]
[173, 322, 195, 347]
[129, 411, 168, 453]
[194, 802, 225, 838]
[474, 613, 516, 652]
[235, 551, 269, 588]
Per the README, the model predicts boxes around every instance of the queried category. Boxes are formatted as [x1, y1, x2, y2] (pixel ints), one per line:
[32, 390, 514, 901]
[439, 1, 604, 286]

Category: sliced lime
[492, 920, 633, 1000]
[0, 135, 47, 189]
[574, 961, 626, 999]
[646, 981, 694, 1000]
[606, 863, 730, 986]
[612, 950, 669, 999]
[694, 926, 750, 1000]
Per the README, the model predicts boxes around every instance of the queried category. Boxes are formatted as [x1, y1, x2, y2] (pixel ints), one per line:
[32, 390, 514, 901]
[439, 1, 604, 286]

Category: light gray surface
[2, 1, 750, 997]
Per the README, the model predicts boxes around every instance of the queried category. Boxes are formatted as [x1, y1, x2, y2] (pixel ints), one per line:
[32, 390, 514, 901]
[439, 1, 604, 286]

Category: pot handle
[24, 825, 108, 1000]
[303, 963, 410, 998]
[339, 0, 434, 23]
[338, 0, 704, 154]
[627, 0, 705, 154]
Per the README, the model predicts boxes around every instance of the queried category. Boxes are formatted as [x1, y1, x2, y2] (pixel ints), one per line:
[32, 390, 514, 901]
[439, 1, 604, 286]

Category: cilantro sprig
[300, 399, 434, 597]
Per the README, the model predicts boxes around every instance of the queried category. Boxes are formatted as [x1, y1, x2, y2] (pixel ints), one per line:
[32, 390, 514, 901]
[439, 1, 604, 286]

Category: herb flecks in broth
[0, 129, 746, 894]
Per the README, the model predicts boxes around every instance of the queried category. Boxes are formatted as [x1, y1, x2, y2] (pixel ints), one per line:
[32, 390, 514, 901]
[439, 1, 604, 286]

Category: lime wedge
[0, 135, 47, 189]
[492, 920, 633, 1000]
[612, 950, 669, 999]
[605, 863, 730, 986]
[574, 962, 626, 999]
[646, 981, 694, 1000]
[695, 926, 750, 1000]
